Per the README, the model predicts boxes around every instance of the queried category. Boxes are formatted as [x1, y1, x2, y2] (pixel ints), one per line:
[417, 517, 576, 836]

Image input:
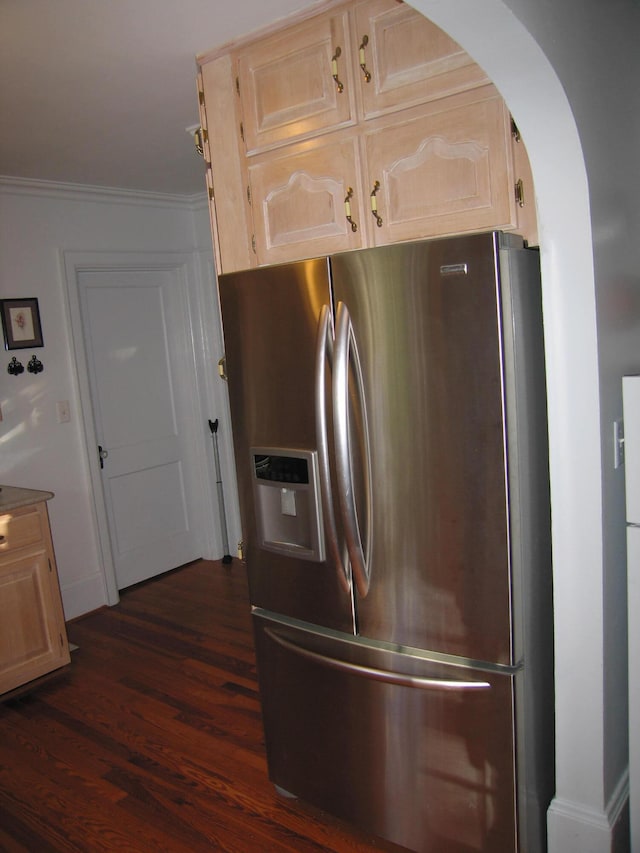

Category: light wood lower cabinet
[0, 500, 70, 696]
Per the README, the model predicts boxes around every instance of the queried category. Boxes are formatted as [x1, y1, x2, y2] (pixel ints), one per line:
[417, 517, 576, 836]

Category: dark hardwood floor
[0, 560, 406, 852]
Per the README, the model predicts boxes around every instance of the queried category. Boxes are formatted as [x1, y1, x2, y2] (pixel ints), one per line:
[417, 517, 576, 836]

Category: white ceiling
[0, 0, 317, 197]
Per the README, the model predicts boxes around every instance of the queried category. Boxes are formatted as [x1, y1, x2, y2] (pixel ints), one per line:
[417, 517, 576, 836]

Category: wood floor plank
[0, 560, 405, 853]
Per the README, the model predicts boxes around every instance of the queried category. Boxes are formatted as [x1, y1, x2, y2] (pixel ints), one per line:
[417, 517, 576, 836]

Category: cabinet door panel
[354, 0, 489, 120]
[238, 10, 356, 154]
[249, 134, 365, 265]
[0, 546, 69, 694]
[362, 89, 516, 245]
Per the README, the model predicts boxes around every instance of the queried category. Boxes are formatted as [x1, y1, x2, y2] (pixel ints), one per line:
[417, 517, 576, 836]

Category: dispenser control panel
[251, 448, 325, 562]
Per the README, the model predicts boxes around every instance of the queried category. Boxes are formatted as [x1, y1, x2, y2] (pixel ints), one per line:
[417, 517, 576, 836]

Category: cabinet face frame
[200, 55, 256, 274]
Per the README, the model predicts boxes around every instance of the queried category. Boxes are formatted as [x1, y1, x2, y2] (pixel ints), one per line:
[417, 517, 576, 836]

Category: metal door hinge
[218, 356, 227, 381]
[515, 178, 525, 208]
[247, 185, 252, 206]
[251, 234, 257, 254]
[208, 187, 215, 202]
[198, 90, 205, 106]
[237, 540, 246, 560]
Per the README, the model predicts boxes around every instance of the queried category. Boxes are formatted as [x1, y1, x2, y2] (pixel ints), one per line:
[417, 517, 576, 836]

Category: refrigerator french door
[218, 232, 554, 853]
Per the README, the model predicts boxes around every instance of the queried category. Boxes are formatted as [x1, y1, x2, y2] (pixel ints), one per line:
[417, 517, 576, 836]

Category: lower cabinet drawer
[0, 505, 44, 553]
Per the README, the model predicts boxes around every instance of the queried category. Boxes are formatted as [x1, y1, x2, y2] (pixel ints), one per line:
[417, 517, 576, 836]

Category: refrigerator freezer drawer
[253, 613, 518, 853]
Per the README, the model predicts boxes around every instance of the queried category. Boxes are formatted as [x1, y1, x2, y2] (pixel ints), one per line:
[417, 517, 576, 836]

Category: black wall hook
[7, 356, 24, 375]
[27, 354, 43, 374]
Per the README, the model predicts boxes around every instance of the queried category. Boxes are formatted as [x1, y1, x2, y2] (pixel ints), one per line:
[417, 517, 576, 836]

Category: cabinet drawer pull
[370, 180, 383, 227]
[331, 46, 344, 94]
[344, 187, 358, 232]
[359, 35, 372, 83]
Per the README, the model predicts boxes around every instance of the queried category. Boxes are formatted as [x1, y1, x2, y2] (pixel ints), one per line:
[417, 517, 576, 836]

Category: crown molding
[0, 175, 206, 210]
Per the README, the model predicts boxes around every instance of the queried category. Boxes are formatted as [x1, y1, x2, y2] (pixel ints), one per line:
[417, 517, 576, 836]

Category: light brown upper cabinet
[196, 0, 537, 273]
[353, 0, 489, 120]
[237, 8, 356, 154]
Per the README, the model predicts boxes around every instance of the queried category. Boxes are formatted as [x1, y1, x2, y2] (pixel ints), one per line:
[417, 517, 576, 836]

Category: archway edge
[407, 0, 608, 845]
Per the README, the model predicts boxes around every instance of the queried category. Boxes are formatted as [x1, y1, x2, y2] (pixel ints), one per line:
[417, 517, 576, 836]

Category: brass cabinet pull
[370, 180, 383, 227]
[331, 46, 344, 93]
[344, 187, 358, 232]
[359, 35, 372, 82]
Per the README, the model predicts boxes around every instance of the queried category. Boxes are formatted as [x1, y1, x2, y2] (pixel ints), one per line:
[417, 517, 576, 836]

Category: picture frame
[0, 298, 44, 350]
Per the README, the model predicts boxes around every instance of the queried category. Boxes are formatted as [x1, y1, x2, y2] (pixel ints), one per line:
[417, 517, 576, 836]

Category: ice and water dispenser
[251, 448, 325, 562]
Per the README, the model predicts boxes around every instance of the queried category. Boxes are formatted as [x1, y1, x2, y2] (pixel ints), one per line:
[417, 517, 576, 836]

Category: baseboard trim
[547, 770, 629, 853]
[61, 572, 109, 621]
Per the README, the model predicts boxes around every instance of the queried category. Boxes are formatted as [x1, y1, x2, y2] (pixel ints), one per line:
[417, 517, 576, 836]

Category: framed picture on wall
[0, 298, 44, 349]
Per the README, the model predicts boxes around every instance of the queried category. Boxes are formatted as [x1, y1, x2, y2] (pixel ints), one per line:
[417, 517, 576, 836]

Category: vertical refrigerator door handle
[334, 301, 372, 597]
[315, 305, 350, 592]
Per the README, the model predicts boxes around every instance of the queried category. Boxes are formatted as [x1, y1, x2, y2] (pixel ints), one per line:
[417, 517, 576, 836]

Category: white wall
[0, 179, 236, 619]
[408, 0, 639, 850]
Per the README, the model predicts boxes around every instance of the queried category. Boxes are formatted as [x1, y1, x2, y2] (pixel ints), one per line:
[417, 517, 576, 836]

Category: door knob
[98, 445, 109, 469]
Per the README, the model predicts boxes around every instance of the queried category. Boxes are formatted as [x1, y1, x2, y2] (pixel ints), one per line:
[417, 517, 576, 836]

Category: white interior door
[78, 267, 202, 589]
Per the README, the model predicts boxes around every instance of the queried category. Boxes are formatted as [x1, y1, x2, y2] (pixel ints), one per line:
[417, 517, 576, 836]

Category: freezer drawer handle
[315, 305, 350, 592]
[334, 301, 372, 597]
[265, 628, 491, 692]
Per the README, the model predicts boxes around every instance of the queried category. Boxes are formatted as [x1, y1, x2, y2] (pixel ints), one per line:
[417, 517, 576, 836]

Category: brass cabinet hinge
[511, 116, 521, 143]
[218, 356, 227, 381]
[246, 185, 252, 206]
[208, 187, 215, 202]
[237, 540, 246, 560]
[199, 89, 205, 106]
[515, 178, 525, 208]
[251, 235, 257, 254]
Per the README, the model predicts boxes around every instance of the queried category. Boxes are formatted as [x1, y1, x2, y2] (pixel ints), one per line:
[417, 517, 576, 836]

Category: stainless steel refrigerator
[218, 232, 554, 853]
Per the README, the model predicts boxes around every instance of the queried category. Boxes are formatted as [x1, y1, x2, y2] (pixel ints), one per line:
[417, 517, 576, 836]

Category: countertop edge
[0, 485, 55, 512]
